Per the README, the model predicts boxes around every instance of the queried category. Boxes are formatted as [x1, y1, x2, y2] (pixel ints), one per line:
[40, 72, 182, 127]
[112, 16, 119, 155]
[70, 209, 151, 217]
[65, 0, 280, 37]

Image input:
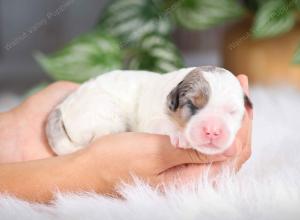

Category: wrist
[71, 147, 113, 195]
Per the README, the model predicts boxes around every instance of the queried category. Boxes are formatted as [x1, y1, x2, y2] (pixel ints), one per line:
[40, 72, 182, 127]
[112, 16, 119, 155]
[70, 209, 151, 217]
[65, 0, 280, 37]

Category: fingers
[227, 108, 253, 172]
[218, 94, 253, 172]
[231, 138, 251, 172]
[157, 161, 225, 186]
[157, 140, 251, 187]
[232, 112, 251, 155]
[222, 144, 237, 157]
[236, 115, 252, 170]
[237, 74, 249, 95]
[157, 139, 228, 169]
[117, 133, 228, 171]
[237, 75, 253, 119]
[176, 148, 228, 164]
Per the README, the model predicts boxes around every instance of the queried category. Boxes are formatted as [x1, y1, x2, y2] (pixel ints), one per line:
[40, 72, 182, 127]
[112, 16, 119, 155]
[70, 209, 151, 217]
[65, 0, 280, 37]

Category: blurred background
[0, 0, 107, 92]
[1, 0, 300, 110]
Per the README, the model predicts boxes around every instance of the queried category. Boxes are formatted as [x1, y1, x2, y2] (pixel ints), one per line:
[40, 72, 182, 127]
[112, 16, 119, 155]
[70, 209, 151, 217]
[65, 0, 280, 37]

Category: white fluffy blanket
[1, 87, 300, 220]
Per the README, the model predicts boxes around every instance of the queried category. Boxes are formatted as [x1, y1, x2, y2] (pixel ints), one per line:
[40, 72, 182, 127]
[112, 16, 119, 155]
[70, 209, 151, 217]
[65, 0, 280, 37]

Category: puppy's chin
[191, 144, 228, 155]
[185, 132, 233, 155]
[187, 137, 233, 155]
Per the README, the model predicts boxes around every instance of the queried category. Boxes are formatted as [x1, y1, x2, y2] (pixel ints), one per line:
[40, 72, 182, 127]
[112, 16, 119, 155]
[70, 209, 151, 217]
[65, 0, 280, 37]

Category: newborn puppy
[47, 66, 252, 155]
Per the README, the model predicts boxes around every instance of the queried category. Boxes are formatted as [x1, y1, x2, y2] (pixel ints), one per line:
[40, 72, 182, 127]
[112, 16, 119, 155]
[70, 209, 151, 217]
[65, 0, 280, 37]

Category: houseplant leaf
[128, 33, 184, 73]
[243, 0, 267, 12]
[36, 30, 122, 83]
[174, 0, 244, 30]
[252, 0, 295, 39]
[294, 0, 300, 10]
[99, 0, 173, 46]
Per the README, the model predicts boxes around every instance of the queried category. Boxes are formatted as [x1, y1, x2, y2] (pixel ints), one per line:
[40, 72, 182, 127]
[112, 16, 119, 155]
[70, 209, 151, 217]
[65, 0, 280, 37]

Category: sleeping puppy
[46, 66, 252, 155]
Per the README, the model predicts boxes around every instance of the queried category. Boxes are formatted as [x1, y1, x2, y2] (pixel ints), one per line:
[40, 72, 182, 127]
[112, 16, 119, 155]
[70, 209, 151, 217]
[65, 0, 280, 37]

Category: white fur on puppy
[46, 66, 249, 155]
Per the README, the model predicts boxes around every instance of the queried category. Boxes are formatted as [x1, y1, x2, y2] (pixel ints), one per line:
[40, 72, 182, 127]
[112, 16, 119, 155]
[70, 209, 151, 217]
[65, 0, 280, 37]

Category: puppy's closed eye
[186, 100, 198, 116]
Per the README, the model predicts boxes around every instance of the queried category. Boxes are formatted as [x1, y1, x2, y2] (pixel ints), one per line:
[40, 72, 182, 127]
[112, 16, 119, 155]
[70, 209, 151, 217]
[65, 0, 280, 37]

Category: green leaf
[174, 0, 245, 30]
[293, 43, 300, 64]
[252, 0, 296, 39]
[243, 0, 264, 12]
[293, 0, 300, 10]
[99, 0, 173, 46]
[128, 33, 184, 73]
[36, 30, 123, 83]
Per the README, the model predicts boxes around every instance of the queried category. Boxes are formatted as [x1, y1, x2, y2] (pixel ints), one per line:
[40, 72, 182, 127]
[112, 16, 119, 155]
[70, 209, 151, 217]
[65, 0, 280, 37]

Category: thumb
[237, 74, 249, 96]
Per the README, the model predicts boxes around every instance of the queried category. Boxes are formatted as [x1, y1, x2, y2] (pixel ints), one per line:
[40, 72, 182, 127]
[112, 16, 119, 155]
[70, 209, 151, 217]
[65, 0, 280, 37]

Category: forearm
[0, 111, 14, 143]
[0, 111, 19, 163]
[0, 148, 106, 203]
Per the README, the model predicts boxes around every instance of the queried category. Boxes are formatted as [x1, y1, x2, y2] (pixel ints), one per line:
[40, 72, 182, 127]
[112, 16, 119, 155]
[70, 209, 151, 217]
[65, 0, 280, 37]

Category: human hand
[0, 82, 79, 162]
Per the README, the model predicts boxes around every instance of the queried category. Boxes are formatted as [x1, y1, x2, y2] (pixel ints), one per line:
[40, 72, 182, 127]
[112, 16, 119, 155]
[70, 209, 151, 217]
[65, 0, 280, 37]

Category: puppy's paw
[169, 132, 190, 149]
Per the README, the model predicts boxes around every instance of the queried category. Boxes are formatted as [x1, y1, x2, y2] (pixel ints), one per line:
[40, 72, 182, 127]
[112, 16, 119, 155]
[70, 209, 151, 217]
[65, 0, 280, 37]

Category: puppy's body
[47, 67, 248, 155]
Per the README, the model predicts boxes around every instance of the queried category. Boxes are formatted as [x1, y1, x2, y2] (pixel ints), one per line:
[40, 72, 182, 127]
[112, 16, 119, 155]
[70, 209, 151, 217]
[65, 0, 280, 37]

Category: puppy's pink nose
[200, 120, 226, 145]
[203, 126, 222, 139]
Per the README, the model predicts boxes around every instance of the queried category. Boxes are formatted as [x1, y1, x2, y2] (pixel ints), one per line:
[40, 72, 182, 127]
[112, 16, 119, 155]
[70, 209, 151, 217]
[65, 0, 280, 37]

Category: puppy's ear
[244, 94, 253, 109]
[167, 68, 211, 112]
[167, 83, 181, 112]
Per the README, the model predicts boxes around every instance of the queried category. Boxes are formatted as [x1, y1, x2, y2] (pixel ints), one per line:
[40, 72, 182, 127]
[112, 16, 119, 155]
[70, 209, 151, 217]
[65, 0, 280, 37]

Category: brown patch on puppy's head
[167, 67, 211, 128]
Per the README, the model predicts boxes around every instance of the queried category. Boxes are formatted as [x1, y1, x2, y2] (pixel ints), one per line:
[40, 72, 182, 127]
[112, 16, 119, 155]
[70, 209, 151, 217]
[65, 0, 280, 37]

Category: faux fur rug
[1, 86, 300, 220]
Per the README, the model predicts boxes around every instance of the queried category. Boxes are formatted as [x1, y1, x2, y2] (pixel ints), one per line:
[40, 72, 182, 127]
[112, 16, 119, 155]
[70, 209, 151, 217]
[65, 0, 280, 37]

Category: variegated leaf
[128, 34, 184, 73]
[174, 0, 244, 30]
[36, 30, 122, 83]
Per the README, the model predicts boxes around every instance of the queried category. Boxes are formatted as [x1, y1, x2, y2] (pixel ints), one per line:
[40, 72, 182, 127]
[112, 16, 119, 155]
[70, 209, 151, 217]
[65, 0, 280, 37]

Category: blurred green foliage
[252, 0, 295, 38]
[36, 0, 300, 84]
[36, 30, 122, 82]
[174, 0, 244, 30]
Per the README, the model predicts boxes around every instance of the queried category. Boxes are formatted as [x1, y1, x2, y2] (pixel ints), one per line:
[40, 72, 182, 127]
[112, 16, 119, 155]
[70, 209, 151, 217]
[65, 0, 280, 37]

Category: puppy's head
[166, 66, 252, 155]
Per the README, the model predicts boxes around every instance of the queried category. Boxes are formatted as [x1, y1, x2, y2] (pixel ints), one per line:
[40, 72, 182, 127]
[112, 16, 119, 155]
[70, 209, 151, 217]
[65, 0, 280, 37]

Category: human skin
[0, 75, 252, 202]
